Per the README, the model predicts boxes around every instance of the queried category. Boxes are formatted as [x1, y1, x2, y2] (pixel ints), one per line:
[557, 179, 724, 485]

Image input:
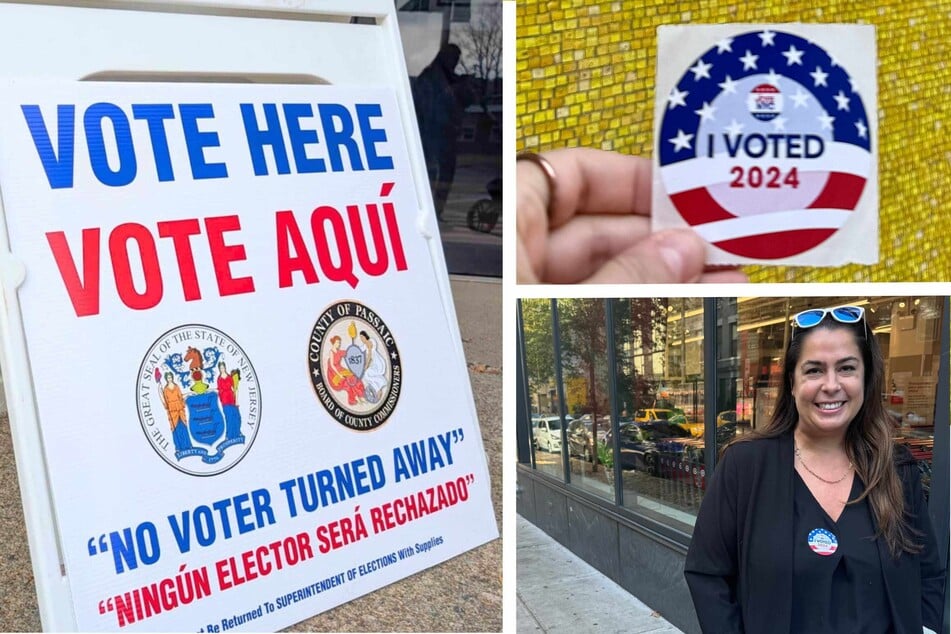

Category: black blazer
[684, 432, 945, 633]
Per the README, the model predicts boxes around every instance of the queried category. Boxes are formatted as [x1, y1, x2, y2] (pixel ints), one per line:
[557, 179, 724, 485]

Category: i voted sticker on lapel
[808, 528, 839, 556]
[652, 24, 878, 266]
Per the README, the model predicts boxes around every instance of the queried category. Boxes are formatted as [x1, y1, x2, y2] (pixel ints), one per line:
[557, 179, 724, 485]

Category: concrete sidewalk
[517, 515, 683, 634]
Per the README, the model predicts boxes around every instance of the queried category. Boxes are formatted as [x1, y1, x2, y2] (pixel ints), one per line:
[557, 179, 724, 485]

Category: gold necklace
[795, 445, 853, 485]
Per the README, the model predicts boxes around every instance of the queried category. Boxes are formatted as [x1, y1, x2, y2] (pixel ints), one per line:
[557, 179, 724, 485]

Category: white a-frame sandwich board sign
[0, 1, 498, 631]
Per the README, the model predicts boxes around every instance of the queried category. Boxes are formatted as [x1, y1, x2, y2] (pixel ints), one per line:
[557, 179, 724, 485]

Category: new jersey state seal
[308, 301, 402, 431]
[137, 325, 261, 476]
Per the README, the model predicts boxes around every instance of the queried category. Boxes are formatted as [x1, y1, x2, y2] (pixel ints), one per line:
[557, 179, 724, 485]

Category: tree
[519, 299, 555, 413]
[456, 1, 501, 109]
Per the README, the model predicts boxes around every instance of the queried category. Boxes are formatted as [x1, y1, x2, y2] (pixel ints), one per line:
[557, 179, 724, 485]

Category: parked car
[633, 408, 674, 423]
[533, 416, 566, 453]
[604, 421, 691, 475]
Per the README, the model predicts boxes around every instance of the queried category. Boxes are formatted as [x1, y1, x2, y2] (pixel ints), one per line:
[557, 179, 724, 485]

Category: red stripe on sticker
[670, 188, 737, 224]
[714, 228, 837, 259]
[808, 172, 867, 210]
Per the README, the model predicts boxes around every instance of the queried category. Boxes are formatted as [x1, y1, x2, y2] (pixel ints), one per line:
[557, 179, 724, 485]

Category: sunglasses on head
[793, 305, 865, 329]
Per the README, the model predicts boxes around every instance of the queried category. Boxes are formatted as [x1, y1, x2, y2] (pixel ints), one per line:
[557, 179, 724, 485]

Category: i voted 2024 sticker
[653, 25, 878, 265]
[807, 528, 839, 556]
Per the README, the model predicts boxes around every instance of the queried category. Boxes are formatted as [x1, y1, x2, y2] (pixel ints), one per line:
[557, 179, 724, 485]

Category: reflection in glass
[521, 299, 562, 481]
[518, 296, 942, 530]
[397, 1, 502, 276]
[556, 299, 613, 501]
[610, 299, 701, 532]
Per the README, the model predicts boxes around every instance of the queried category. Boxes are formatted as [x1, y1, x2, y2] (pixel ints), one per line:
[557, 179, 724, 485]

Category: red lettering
[109, 222, 163, 310]
[46, 228, 101, 317]
[157, 218, 202, 300]
[380, 182, 407, 271]
[310, 205, 357, 288]
[256, 546, 272, 576]
[275, 210, 318, 287]
[240, 549, 258, 583]
[204, 215, 254, 297]
[215, 558, 233, 590]
[346, 203, 388, 276]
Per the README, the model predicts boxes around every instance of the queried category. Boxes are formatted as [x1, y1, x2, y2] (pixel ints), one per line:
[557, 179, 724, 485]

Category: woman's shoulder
[721, 433, 789, 465]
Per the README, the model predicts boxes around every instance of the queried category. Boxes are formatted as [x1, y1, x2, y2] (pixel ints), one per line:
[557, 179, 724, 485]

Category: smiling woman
[685, 306, 945, 633]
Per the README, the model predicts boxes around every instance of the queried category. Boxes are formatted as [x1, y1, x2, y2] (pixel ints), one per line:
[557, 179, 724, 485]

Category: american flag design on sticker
[658, 29, 871, 259]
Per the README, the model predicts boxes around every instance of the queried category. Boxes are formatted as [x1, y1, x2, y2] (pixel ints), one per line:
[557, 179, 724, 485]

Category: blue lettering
[317, 103, 363, 172]
[355, 104, 393, 170]
[132, 103, 176, 181]
[179, 103, 227, 180]
[85, 102, 137, 187]
[109, 522, 160, 574]
[21, 104, 74, 189]
[284, 103, 327, 174]
[240, 103, 290, 176]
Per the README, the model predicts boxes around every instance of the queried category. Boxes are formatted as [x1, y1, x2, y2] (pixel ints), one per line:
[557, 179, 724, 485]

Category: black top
[792, 472, 893, 633]
[684, 433, 945, 633]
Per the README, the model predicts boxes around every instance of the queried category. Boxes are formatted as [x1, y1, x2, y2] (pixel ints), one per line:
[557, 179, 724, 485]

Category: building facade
[516, 296, 950, 633]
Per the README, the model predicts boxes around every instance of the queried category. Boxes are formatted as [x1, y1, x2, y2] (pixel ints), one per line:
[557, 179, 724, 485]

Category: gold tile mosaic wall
[516, 1, 950, 282]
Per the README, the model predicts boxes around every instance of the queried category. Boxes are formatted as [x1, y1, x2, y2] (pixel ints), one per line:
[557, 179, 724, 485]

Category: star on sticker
[829, 52, 841, 68]
[771, 116, 788, 131]
[833, 90, 850, 111]
[716, 37, 734, 53]
[810, 66, 829, 87]
[855, 119, 868, 138]
[724, 119, 744, 137]
[849, 76, 860, 93]
[668, 129, 694, 152]
[718, 75, 738, 94]
[759, 29, 776, 46]
[766, 68, 781, 87]
[782, 44, 804, 66]
[818, 113, 835, 130]
[695, 101, 716, 122]
[390, 351, 399, 361]
[739, 50, 759, 71]
[668, 86, 688, 109]
[312, 368, 321, 379]
[790, 88, 810, 108]
[689, 59, 712, 81]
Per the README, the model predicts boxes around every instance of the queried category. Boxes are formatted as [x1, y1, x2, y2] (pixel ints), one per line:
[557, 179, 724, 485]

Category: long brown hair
[729, 315, 919, 556]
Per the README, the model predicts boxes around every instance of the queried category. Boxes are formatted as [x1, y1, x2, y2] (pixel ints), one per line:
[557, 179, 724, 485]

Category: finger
[541, 214, 652, 283]
[541, 148, 653, 228]
[698, 268, 750, 283]
[584, 228, 709, 284]
[516, 158, 551, 283]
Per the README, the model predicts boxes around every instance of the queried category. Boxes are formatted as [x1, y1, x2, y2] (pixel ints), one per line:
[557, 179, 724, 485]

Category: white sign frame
[0, 1, 492, 630]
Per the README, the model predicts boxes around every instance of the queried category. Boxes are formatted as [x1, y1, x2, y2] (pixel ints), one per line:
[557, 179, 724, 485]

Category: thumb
[585, 229, 708, 283]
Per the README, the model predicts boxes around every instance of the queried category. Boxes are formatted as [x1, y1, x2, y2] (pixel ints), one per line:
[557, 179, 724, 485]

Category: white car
[533, 416, 565, 453]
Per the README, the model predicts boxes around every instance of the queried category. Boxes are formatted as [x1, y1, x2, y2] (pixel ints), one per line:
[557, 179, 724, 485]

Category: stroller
[466, 176, 502, 233]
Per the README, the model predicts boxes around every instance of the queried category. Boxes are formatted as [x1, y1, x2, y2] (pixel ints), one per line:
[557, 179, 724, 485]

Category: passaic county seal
[136, 325, 261, 476]
[308, 301, 401, 431]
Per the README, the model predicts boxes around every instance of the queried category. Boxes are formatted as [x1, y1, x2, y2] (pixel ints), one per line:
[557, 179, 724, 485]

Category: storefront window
[611, 299, 704, 532]
[733, 296, 942, 497]
[556, 299, 613, 502]
[520, 299, 561, 481]
[517, 296, 946, 532]
[396, 0, 502, 277]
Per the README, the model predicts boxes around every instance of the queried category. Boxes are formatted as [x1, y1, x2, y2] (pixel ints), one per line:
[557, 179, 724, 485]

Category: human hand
[517, 148, 748, 284]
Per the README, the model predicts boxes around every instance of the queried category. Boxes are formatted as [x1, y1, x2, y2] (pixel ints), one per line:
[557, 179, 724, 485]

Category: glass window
[610, 299, 701, 533]
[733, 296, 941, 497]
[556, 299, 613, 502]
[396, 0, 502, 277]
[517, 296, 944, 533]
[520, 299, 562, 481]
